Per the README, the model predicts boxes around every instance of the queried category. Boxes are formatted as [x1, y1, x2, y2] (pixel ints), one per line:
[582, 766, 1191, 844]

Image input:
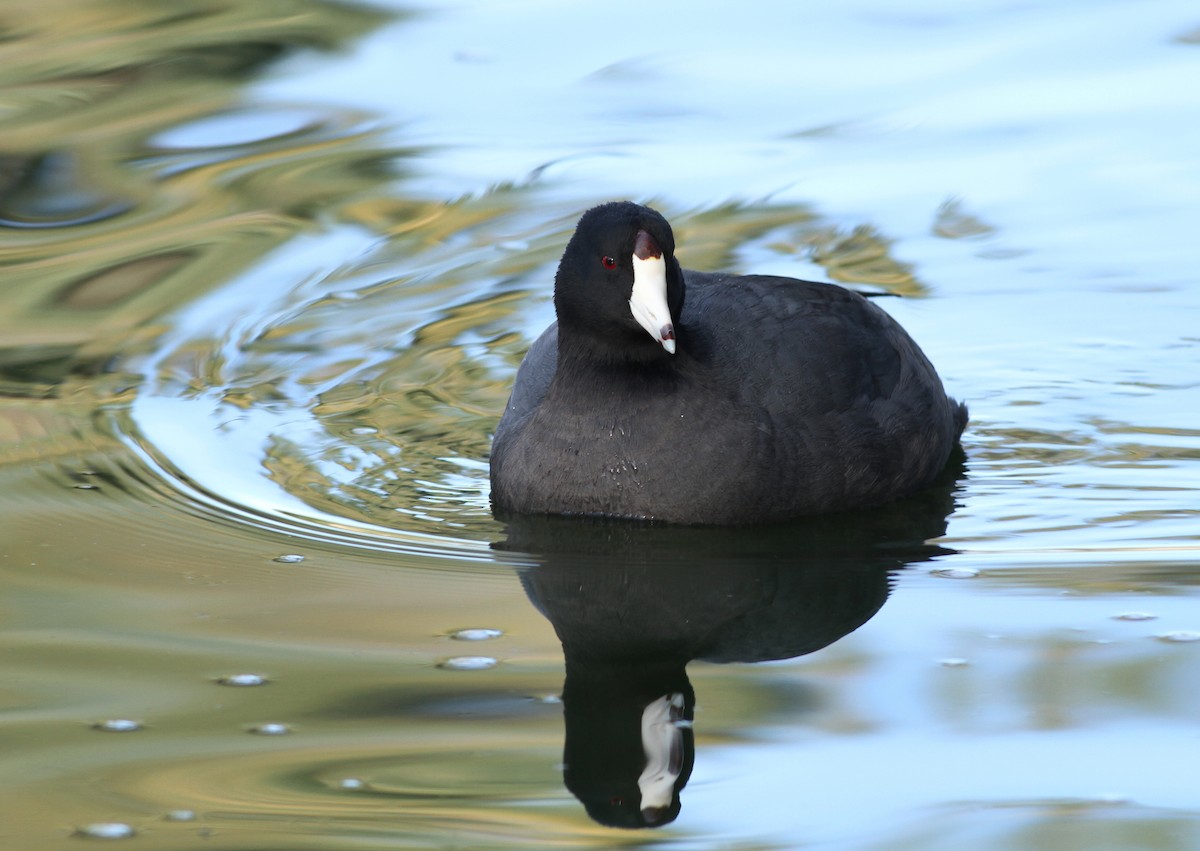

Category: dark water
[2, 0, 1199, 847]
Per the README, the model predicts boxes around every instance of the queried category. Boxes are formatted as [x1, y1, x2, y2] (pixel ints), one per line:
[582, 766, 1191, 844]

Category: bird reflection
[495, 450, 964, 829]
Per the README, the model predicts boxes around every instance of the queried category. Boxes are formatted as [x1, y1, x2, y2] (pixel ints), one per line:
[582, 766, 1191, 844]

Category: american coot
[490, 201, 967, 525]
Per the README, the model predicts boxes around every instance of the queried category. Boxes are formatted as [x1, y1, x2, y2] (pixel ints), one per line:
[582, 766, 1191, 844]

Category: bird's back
[676, 272, 967, 517]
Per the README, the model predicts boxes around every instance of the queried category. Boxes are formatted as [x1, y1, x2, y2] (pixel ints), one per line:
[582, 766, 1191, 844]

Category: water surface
[2, 0, 1199, 847]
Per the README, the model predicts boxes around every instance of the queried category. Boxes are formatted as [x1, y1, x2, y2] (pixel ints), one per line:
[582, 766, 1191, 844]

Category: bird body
[490, 202, 966, 525]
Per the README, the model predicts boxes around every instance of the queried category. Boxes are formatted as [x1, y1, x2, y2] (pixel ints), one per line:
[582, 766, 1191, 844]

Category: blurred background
[2, 0, 1199, 847]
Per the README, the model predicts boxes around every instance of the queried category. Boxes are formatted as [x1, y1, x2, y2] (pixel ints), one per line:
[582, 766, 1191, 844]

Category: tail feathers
[951, 399, 969, 438]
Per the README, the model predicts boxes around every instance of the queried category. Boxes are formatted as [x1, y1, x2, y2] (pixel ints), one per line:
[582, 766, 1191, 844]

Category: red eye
[601, 255, 617, 269]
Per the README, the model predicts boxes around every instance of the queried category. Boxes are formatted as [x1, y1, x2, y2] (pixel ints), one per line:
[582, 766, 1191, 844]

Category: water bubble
[272, 554, 305, 564]
[449, 628, 503, 641]
[1155, 630, 1200, 643]
[535, 694, 562, 704]
[931, 567, 980, 579]
[338, 777, 367, 790]
[74, 822, 135, 839]
[939, 658, 970, 668]
[248, 722, 291, 735]
[92, 719, 143, 732]
[1113, 612, 1157, 621]
[350, 426, 378, 435]
[73, 484, 100, 490]
[164, 810, 196, 822]
[217, 673, 268, 687]
[438, 656, 498, 671]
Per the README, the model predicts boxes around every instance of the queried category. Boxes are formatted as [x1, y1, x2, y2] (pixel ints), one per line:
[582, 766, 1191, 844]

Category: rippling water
[3, 0, 1199, 848]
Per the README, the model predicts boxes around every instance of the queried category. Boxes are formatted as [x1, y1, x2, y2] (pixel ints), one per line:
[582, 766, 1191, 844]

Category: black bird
[491, 201, 967, 525]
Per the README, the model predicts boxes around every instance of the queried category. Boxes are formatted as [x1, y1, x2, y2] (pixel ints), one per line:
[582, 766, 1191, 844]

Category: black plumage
[490, 201, 966, 525]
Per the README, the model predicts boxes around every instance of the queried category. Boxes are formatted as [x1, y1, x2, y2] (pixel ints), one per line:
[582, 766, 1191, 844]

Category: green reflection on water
[0, 0, 392, 372]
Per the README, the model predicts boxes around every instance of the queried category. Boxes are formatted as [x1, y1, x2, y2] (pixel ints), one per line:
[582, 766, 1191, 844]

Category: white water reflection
[261, 0, 1200, 263]
[682, 581, 1200, 845]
